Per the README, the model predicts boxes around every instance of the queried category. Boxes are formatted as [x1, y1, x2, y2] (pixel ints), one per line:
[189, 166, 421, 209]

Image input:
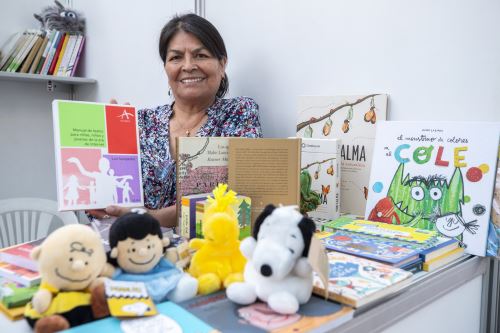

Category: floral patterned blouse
[137, 96, 263, 210]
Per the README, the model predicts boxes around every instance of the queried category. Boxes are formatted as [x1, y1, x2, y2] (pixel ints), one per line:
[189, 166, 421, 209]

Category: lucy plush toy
[24, 224, 108, 333]
[188, 184, 246, 295]
[226, 205, 316, 314]
[107, 211, 198, 303]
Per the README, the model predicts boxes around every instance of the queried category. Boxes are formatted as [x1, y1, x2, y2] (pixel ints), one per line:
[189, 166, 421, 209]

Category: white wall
[207, 0, 500, 137]
[0, 0, 193, 200]
[1, 0, 499, 196]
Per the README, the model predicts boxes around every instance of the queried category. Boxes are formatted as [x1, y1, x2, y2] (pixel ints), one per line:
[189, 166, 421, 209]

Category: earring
[168, 88, 172, 97]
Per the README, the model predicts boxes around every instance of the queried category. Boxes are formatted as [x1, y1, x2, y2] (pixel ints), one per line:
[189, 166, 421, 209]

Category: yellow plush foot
[197, 273, 221, 295]
[223, 272, 244, 288]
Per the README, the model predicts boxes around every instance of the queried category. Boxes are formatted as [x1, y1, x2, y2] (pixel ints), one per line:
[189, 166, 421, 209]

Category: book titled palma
[297, 94, 388, 216]
[313, 251, 412, 308]
[365, 121, 500, 256]
[52, 100, 144, 211]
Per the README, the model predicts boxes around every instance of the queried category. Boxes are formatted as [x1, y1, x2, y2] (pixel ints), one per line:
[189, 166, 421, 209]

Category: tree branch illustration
[301, 158, 336, 170]
[179, 138, 210, 166]
[296, 94, 380, 132]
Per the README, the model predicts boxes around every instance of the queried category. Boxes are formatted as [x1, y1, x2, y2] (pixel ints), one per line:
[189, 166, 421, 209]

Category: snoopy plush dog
[226, 205, 316, 314]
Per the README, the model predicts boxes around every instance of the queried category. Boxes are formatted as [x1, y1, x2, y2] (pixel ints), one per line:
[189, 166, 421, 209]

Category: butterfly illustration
[320, 185, 330, 204]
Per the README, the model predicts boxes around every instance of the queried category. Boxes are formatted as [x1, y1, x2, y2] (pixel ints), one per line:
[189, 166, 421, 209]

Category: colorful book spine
[180, 193, 210, 239]
[48, 32, 66, 75]
[68, 35, 85, 76]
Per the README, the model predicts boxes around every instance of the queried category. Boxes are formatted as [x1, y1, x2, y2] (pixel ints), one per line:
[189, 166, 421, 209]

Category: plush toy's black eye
[67, 12, 77, 18]
[289, 248, 295, 254]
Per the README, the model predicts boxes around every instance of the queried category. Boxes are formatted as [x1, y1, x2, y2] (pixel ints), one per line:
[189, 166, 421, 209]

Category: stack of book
[0, 29, 85, 76]
[0, 239, 42, 320]
[322, 218, 463, 272]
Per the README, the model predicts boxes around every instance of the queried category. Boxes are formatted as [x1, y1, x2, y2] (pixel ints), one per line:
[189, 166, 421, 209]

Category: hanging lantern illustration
[327, 160, 334, 176]
[304, 124, 313, 138]
[342, 119, 350, 133]
[322, 117, 333, 136]
[314, 164, 320, 180]
[364, 96, 377, 124]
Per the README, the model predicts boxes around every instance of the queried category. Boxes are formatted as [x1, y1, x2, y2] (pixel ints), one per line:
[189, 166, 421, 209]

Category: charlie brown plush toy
[24, 224, 108, 333]
[106, 211, 198, 303]
[188, 184, 246, 295]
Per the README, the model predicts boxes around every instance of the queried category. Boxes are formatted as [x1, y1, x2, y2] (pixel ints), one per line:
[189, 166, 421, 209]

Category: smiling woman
[102, 13, 263, 228]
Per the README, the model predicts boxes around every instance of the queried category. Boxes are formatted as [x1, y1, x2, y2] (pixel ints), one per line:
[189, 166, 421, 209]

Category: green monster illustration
[387, 163, 464, 230]
[300, 170, 321, 215]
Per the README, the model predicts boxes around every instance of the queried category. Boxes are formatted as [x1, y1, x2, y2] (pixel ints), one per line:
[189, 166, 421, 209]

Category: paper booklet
[365, 121, 500, 256]
[52, 100, 144, 211]
[297, 94, 388, 216]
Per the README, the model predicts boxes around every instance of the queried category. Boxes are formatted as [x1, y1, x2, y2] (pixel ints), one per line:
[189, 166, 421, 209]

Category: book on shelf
[67, 34, 85, 76]
[19, 31, 45, 73]
[52, 100, 144, 211]
[179, 291, 354, 333]
[422, 247, 465, 272]
[176, 136, 230, 225]
[0, 31, 23, 70]
[52, 33, 69, 75]
[228, 138, 301, 224]
[56, 33, 77, 76]
[365, 121, 500, 256]
[47, 32, 66, 75]
[28, 33, 49, 74]
[0, 262, 40, 287]
[318, 229, 421, 267]
[313, 251, 413, 308]
[40, 30, 62, 75]
[63, 301, 216, 333]
[1, 30, 28, 71]
[297, 94, 388, 216]
[300, 138, 341, 223]
[0, 238, 44, 271]
[35, 30, 56, 74]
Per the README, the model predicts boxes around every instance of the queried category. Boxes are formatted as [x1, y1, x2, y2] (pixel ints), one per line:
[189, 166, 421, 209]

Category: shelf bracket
[46, 80, 54, 92]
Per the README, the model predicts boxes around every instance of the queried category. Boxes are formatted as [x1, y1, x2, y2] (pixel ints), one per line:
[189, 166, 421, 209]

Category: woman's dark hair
[159, 13, 229, 98]
[108, 212, 164, 265]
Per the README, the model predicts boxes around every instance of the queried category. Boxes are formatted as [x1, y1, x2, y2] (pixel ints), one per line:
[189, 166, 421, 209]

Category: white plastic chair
[0, 198, 78, 248]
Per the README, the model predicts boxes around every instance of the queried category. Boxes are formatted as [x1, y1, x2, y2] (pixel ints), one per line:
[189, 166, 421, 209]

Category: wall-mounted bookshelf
[0, 71, 95, 85]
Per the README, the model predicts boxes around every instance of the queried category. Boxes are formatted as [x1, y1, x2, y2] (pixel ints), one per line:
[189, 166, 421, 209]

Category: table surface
[0, 255, 488, 333]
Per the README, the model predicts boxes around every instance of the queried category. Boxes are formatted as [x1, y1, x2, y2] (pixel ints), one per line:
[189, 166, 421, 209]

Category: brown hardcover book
[228, 138, 301, 224]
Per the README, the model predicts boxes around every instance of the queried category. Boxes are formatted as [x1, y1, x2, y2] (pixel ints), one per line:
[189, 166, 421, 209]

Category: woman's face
[164, 30, 226, 104]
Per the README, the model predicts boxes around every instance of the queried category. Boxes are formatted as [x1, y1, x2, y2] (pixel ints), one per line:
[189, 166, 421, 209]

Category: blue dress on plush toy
[112, 258, 182, 303]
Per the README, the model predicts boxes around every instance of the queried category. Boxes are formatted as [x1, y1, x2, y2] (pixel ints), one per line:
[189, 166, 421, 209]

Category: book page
[228, 138, 301, 224]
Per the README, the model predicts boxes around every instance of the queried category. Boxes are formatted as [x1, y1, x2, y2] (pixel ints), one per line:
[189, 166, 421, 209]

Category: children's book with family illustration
[296, 94, 388, 216]
[52, 100, 144, 211]
[365, 121, 500, 256]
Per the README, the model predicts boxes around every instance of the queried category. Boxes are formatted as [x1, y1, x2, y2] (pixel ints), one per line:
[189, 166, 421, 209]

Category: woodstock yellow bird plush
[188, 184, 246, 294]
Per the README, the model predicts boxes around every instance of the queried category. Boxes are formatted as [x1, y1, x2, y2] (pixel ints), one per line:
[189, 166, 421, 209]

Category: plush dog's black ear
[298, 217, 316, 257]
[253, 204, 276, 239]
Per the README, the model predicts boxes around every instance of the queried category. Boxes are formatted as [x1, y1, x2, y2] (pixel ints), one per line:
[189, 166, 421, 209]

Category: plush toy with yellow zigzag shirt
[188, 184, 247, 295]
[24, 224, 109, 333]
